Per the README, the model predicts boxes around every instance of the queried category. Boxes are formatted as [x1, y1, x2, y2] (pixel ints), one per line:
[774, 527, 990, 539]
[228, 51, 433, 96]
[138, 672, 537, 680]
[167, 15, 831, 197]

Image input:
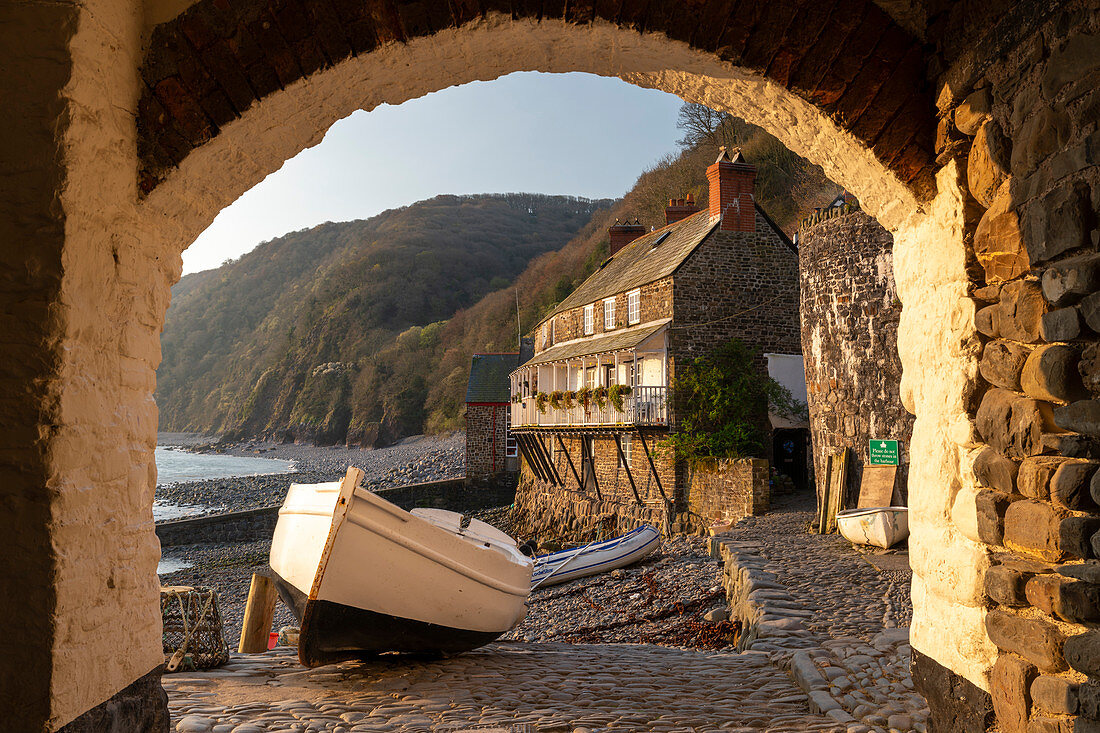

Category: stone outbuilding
[508, 149, 803, 538]
[464, 352, 520, 480]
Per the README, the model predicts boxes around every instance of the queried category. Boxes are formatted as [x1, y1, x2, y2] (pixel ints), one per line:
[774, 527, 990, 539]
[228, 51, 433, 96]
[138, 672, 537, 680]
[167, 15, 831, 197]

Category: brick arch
[138, 0, 936, 206]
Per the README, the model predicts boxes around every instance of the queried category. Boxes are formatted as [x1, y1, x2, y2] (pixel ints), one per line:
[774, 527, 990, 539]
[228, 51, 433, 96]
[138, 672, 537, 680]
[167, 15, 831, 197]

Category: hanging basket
[160, 585, 229, 672]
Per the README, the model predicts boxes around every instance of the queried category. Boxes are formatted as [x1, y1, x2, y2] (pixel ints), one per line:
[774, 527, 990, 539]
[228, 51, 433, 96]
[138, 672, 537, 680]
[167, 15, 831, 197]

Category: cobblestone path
[165, 643, 844, 732]
[716, 492, 926, 732]
[730, 492, 912, 640]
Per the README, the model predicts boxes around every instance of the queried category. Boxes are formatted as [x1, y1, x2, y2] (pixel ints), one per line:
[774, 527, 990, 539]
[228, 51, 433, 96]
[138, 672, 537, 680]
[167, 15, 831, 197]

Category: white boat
[269, 467, 533, 667]
[530, 525, 661, 588]
[835, 506, 909, 549]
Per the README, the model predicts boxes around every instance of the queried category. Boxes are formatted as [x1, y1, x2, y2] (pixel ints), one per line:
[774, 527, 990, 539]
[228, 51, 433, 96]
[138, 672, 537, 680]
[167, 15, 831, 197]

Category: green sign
[869, 439, 900, 466]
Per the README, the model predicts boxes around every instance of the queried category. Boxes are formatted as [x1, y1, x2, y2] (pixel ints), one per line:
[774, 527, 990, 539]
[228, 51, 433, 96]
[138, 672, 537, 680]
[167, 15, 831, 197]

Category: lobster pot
[161, 585, 229, 671]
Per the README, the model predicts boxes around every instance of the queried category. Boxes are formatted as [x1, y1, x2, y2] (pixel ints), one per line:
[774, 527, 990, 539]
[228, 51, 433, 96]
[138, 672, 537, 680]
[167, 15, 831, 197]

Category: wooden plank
[857, 464, 898, 508]
[238, 573, 278, 653]
[516, 435, 548, 483]
[556, 435, 583, 489]
[825, 448, 849, 534]
[534, 435, 563, 487]
[638, 432, 670, 503]
[615, 435, 643, 506]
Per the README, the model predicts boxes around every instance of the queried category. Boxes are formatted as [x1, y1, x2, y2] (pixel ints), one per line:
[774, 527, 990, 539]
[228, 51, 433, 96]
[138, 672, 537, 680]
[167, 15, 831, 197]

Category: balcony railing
[511, 386, 668, 428]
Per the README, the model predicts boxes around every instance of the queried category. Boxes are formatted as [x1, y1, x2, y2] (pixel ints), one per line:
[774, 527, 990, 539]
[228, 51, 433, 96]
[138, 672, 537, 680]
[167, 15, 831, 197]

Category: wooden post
[239, 572, 278, 653]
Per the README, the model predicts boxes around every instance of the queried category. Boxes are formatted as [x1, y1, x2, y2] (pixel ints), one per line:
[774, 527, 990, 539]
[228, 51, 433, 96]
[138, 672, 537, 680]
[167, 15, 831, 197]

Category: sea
[155, 446, 295, 575]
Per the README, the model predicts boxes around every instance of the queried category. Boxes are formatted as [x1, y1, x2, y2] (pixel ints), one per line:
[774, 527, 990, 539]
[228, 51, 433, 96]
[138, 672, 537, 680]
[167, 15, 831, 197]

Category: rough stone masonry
[4, 0, 1100, 730]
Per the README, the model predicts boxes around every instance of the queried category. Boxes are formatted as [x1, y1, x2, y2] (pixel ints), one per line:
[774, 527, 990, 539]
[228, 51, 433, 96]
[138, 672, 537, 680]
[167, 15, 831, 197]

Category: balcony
[511, 385, 668, 428]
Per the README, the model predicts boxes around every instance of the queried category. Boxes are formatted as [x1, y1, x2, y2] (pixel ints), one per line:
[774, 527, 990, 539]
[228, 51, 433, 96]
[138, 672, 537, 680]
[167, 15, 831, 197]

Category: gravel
[501, 534, 736, 650]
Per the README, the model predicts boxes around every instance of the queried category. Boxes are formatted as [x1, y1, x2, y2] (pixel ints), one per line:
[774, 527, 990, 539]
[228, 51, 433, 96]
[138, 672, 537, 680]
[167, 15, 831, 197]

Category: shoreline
[154, 431, 465, 516]
[156, 431, 469, 646]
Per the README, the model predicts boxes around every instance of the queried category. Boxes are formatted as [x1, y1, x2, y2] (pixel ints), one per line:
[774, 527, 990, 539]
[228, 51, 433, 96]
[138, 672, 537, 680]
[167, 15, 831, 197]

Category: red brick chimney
[664, 193, 699, 225]
[608, 218, 646, 255]
[706, 147, 756, 232]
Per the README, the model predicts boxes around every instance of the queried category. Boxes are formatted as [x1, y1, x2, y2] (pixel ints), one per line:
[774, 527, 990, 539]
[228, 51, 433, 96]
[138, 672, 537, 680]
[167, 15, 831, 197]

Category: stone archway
[4, 1, 1099, 730]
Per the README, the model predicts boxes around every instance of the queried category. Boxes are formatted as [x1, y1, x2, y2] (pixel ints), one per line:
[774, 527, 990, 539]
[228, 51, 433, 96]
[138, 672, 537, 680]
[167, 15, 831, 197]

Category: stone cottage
[509, 149, 804, 537]
[465, 352, 521, 480]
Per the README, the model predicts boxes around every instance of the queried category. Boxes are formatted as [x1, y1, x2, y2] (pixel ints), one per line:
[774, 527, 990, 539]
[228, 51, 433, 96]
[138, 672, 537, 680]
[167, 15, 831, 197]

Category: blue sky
[182, 72, 686, 274]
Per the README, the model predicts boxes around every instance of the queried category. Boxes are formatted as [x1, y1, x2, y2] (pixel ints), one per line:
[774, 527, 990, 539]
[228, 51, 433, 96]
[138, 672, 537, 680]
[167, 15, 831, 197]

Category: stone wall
[513, 446, 768, 539]
[529, 432, 677, 506]
[798, 208, 914, 509]
[510, 475, 669, 543]
[670, 214, 802, 368]
[906, 4, 1100, 730]
[465, 403, 510, 479]
[155, 476, 518, 546]
[685, 458, 770, 530]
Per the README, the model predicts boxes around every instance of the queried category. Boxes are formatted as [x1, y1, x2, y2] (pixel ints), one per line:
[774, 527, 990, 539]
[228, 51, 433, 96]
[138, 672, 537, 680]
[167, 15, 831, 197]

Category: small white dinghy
[836, 506, 909, 549]
[269, 467, 532, 666]
[530, 525, 661, 588]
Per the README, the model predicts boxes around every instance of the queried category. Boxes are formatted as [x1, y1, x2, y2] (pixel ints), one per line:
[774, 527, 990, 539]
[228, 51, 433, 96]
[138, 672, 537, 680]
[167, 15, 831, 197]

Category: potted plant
[563, 391, 576, 410]
[575, 386, 592, 410]
[593, 385, 608, 409]
[608, 383, 632, 411]
[549, 390, 564, 410]
[535, 391, 550, 414]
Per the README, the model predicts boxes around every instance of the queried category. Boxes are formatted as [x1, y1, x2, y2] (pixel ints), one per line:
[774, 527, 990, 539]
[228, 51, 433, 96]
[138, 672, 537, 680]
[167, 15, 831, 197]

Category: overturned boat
[836, 506, 909, 549]
[531, 525, 661, 588]
[269, 468, 533, 667]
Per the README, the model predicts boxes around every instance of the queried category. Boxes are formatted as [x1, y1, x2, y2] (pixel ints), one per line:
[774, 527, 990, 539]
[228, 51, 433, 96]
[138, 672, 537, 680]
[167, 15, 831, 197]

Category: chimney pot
[707, 147, 756, 232]
[664, 192, 700, 226]
[608, 218, 646, 256]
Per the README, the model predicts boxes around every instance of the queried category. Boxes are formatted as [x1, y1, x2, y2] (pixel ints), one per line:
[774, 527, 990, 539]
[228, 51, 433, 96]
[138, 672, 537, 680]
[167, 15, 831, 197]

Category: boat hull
[836, 507, 909, 549]
[269, 469, 532, 666]
[531, 525, 661, 587]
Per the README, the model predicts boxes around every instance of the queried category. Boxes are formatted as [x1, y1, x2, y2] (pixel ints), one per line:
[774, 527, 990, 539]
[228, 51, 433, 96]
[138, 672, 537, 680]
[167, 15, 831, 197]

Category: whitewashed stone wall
[5, 2, 1097, 730]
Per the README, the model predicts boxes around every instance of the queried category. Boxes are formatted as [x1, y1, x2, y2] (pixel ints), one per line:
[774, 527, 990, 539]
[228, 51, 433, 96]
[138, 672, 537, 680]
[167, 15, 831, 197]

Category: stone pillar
[798, 207, 914, 509]
[0, 1, 172, 729]
[908, 5, 1100, 731]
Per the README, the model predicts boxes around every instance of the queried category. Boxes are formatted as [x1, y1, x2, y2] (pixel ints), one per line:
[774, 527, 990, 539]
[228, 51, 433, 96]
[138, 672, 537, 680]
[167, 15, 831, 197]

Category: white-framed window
[541, 323, 549, 348]
[619, 435, 632, 467]
[506, 415, 517, 457]
[627, 289, 641, 324]
[584, 304, 595, 334]
[585, 366, 597, 389]
[603, 298, 616, 330]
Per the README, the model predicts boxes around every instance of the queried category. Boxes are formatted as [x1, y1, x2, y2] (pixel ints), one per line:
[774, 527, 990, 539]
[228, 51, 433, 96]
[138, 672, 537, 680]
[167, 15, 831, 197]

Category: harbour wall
[156, 475, 516, 547]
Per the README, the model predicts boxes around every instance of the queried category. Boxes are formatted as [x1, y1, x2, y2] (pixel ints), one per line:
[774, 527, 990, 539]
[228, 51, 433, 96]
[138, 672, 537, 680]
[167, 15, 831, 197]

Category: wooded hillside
[157, 109, 839, 447]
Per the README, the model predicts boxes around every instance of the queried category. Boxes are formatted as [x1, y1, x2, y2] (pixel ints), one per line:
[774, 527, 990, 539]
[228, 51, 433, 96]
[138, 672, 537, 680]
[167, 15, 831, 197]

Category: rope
[165, 589, 215, 673]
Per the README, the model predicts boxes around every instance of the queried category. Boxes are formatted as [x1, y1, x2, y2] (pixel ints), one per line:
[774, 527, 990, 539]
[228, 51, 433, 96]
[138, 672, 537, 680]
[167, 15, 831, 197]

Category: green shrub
[665, 338, 806, 463]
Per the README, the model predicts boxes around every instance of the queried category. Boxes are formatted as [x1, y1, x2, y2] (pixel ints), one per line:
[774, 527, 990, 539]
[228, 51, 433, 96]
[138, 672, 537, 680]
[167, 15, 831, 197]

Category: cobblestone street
[166, 494, 923, 732]
[165, 643, 843, 732]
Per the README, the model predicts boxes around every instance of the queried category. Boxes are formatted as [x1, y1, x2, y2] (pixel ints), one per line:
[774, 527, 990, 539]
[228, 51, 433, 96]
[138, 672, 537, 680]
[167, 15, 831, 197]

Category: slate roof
[546, 210, 718, 322]
[520, 319, 671, 367]
[465, 353, 519, 403]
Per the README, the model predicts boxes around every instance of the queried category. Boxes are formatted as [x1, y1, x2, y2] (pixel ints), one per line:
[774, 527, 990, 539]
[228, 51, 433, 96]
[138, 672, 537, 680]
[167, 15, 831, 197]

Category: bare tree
[676, 103, 755, 152]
